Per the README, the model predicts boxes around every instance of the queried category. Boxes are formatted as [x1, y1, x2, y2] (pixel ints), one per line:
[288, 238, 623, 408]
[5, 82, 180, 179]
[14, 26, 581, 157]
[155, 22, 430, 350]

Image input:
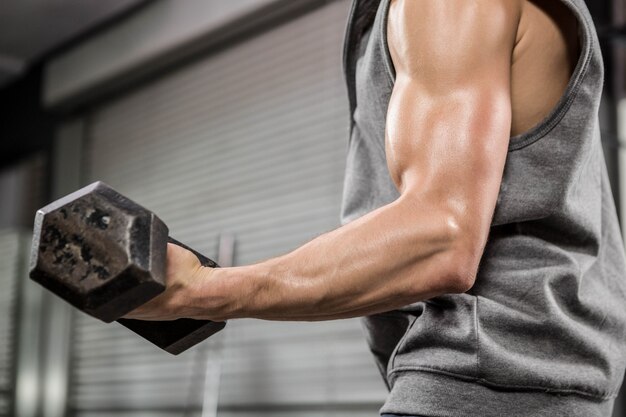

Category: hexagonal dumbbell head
[29, 181, 168, 323]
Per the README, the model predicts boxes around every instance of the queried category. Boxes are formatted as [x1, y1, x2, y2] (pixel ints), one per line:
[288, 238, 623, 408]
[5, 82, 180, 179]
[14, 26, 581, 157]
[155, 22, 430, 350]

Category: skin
[126, 0, 579, 322]
[512, 0, 579, 135]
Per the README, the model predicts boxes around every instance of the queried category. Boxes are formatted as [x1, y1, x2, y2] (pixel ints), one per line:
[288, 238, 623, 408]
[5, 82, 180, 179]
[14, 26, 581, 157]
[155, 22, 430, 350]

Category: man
[127, 0, 626, 415]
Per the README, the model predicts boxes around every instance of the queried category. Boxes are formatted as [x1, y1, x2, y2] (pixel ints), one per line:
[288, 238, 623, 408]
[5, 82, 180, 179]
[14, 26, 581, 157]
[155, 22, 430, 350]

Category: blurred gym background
[0, 0, 624, 416]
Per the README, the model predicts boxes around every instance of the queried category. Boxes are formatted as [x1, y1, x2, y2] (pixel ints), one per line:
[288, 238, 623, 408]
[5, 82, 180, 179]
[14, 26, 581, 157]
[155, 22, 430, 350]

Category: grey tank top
[340, 0, 626, 416]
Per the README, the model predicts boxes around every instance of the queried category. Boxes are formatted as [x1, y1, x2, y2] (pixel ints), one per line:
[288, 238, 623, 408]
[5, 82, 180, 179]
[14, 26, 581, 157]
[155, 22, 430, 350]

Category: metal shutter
[0, 231, 20, 417]
[71, 1, 387, 416]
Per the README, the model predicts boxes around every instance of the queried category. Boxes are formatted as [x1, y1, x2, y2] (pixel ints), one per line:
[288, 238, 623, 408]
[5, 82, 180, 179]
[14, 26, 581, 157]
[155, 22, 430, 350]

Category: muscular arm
[130, 0, 520, 322]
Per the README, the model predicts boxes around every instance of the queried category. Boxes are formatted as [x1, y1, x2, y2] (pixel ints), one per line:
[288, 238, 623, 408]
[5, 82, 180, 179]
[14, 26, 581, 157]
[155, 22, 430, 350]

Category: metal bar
[14, 233, 45, 417]
[40, 120, 86, 417]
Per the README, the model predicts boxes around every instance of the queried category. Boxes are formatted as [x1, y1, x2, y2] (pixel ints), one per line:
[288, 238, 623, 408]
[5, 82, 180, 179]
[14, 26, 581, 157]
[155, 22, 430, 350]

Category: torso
[510, 0, 580, 137]
[350, 0, 626, 409]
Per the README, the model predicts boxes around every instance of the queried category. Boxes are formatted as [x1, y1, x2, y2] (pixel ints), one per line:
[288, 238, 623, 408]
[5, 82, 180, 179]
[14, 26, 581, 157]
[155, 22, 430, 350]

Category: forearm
[197, 194, 468, 321]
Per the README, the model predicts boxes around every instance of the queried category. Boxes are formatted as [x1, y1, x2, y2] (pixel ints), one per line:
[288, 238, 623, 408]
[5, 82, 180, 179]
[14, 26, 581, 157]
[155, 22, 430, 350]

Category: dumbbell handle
[117, 237, 225, 355]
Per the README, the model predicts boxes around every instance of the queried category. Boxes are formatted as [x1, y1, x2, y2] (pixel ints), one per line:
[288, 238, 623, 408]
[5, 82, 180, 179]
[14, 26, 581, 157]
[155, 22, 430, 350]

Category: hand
[124, 243, 212, 321]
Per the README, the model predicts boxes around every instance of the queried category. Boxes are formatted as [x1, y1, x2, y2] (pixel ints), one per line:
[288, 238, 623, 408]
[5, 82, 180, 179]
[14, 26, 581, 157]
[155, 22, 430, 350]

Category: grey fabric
[340, 0, 626, 416]
[381, 414, 426, 417]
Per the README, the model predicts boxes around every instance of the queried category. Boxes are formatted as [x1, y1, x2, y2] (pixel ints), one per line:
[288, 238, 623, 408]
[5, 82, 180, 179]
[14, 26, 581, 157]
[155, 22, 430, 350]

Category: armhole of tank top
[379, 0, 396, 85]
[507, 0, 594, 151]
[378, 0, 594, 153]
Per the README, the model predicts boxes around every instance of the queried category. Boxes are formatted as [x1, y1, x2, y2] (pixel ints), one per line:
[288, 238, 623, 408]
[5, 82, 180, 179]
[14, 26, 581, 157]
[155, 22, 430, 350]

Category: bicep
[385, 0, 520, 248]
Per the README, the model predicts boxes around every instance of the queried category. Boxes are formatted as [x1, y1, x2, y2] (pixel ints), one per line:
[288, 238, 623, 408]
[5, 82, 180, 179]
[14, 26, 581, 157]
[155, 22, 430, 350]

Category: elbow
[443, 250, 479, 293]
[392, 198, 488, 298]
[437, 216, 485, 294]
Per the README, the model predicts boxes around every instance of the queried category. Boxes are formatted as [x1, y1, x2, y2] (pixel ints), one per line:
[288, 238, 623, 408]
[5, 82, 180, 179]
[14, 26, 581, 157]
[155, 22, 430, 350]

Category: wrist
[170, 266, 222, 321]
[201, 261, 275, 321]
[187, 265, 252, 321]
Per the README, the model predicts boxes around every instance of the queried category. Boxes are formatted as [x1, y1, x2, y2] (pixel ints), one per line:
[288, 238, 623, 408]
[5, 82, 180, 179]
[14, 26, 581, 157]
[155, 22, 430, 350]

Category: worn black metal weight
[29, 181, 225, 355]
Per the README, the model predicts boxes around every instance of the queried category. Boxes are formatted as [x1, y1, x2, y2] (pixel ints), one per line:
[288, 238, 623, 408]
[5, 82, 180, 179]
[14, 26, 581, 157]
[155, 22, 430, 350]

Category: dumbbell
[29, 181, 225, 355]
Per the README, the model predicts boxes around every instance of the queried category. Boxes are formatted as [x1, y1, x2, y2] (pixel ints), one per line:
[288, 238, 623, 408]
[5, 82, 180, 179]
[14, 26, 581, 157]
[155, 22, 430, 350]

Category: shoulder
[387, 0, 523, 78]
[388, 0, 523, 33]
